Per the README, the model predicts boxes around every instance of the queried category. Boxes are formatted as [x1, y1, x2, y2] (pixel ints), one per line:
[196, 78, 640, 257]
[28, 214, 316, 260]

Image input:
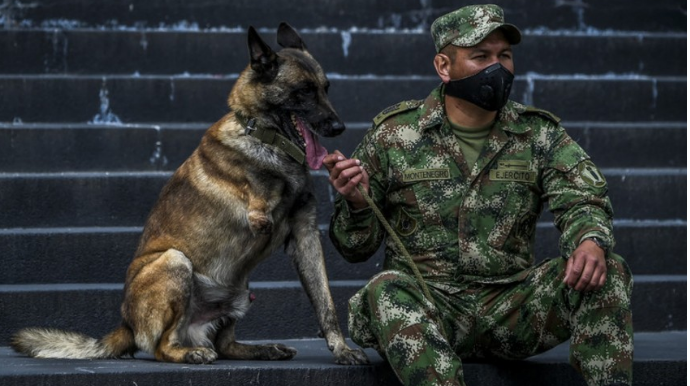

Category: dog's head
[229, 23, 344, 170]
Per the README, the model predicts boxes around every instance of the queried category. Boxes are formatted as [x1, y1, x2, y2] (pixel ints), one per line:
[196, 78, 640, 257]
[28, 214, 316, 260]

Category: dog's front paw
[333, 346, 369, 365]
[184, 347, 218, 364]
[247, 210, 273, 234]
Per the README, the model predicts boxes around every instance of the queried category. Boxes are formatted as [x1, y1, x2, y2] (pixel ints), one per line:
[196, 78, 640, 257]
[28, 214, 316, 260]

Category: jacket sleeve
[542, 124, 615, 258]
[328, 128, 387, 263]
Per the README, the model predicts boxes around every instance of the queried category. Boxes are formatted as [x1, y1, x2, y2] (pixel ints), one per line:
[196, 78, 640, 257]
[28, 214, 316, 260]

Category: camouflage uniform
[328, 83, 634, 386]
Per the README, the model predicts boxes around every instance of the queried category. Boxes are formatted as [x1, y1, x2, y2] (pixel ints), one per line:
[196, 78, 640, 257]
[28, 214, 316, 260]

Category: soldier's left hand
[563, 240, 607, 291]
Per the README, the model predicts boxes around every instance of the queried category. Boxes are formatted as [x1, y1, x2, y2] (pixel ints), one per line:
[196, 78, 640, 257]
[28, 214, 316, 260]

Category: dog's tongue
[297, 119, 328, 170]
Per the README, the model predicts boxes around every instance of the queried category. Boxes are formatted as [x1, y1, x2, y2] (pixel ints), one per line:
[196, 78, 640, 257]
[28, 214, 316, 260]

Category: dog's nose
[329, 119, 346, 136]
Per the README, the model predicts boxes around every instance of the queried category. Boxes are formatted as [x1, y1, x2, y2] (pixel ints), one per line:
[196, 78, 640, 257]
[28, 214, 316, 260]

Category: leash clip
[244, 118, 257, 136]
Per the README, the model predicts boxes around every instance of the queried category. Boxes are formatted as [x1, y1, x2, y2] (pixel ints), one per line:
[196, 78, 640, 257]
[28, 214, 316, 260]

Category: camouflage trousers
[348, 254, 633, 386]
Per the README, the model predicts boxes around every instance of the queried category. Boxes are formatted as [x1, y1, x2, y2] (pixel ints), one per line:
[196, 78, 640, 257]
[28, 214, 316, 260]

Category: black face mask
[444, 63, 514, 111]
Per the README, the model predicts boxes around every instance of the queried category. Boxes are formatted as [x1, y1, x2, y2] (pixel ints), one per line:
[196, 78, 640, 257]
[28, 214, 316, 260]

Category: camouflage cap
[431, 4, 521, 52]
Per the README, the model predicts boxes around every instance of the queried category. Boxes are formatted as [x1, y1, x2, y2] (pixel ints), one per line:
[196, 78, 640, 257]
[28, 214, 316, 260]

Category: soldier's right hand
[323, 150, 370, 210]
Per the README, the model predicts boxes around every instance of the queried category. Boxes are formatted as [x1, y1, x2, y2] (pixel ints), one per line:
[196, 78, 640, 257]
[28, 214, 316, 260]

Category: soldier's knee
[606, 253, 632, 281]
[606, 253, 633, 293]
[367, 270, 414, 293]
[364, 270, 428, 308]
[588, 253, 634, 309]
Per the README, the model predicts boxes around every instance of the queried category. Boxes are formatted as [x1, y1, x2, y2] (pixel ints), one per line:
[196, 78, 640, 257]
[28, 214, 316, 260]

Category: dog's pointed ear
[277, 22, 307, 50]
[248, 26, 278, 79]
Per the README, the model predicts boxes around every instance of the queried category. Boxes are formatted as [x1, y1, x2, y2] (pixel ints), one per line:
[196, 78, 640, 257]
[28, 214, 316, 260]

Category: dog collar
[237, 113, 306, 166]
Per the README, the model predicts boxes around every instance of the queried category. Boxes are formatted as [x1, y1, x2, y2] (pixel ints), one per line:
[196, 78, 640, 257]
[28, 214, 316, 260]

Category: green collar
[236, 113, 306, 166]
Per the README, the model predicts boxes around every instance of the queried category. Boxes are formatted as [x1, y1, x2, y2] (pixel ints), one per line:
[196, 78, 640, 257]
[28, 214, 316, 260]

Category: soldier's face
[448, 30, 515, 79]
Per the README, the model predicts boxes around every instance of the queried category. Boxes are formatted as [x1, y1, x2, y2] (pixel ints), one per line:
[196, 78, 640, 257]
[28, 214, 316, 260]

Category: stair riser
[0, 224, 685, 284]
[0, 77, 685, 123]
[2, 0, 683, 31]
[1, 30, 684, 76]
[0, 279, 684, 347]
[0, 173, 332, 227]
[0, 173, 683, 228]
[1, 124, 685, 173]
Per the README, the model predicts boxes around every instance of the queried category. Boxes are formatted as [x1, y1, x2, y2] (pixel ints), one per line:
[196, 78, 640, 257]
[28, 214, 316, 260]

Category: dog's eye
[299, 87, 316, 97]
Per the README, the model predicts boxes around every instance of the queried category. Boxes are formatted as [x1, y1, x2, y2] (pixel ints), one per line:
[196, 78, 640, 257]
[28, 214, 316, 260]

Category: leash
[355, 184, 448, 337]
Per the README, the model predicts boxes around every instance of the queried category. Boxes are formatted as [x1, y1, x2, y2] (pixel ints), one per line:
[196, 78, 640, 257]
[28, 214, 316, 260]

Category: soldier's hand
[564, 240, 607, 292]
[323, 150, 370, 210]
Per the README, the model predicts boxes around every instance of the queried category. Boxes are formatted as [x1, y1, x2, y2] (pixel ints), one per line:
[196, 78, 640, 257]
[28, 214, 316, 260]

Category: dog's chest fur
[137, 117, 314, 283]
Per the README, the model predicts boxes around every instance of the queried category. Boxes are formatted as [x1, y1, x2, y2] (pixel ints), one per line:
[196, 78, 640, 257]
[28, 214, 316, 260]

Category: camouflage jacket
[329, 85, 614, 284]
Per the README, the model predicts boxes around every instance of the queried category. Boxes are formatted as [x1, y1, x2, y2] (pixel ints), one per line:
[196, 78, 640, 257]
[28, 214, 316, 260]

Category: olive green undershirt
[447, 120, 493, 168]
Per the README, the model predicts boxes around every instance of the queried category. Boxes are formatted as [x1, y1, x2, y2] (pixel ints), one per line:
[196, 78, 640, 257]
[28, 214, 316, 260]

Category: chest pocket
[486, 180, 542, 255]
[389, 178, 455, 253]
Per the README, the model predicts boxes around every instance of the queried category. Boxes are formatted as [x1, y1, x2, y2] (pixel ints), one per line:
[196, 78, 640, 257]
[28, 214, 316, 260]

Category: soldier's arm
[542, 124, 615, 259]
[327, 134, 386, 263]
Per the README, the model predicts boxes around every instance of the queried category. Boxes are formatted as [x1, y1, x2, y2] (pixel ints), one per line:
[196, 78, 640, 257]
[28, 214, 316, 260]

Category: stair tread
[0, 274, 686, 290]
[0, 332, 685, 385]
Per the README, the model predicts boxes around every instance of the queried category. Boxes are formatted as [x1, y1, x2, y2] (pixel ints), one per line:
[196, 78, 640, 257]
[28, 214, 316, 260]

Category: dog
[11, 23, 369, 366]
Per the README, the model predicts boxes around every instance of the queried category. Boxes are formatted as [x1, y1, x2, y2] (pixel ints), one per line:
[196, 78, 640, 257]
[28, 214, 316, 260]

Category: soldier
[323, 4, 633, 386]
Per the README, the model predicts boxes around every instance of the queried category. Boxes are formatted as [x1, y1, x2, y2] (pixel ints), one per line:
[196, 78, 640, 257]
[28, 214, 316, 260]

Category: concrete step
[1, 122, 685, 173]
[0, 277, 684, 346]
[1, 0, 684, 32]
[0, 331, 686, 386]
[0, 169, 684, 229]
[1, 29, 685, 76]
[0, 76, 685, 123]
[0, 221, 685, 284]
[0, 171, 337, 228]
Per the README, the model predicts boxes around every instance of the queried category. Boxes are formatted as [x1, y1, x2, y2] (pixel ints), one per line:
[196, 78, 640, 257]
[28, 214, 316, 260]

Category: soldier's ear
[276, 22, 307, 50]
[248, 26, 279, 81]
[433, 53, 452, 84]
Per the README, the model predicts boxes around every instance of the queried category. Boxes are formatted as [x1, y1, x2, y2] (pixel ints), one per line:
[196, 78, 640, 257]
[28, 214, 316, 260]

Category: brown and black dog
[12, 23, 369, 366]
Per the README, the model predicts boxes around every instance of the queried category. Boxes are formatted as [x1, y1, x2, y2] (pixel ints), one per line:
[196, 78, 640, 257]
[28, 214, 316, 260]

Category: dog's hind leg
[215, 318, 297, 360]
[123, 249, 218, 364]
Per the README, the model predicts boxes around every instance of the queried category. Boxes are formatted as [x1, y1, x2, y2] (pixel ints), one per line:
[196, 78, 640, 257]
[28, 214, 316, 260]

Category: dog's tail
[11, 324, 136, 359]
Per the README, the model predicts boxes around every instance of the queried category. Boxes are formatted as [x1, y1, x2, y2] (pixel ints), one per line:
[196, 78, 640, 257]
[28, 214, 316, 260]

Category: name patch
[402, 168, 451, 182]
[490, 169, 537, 183]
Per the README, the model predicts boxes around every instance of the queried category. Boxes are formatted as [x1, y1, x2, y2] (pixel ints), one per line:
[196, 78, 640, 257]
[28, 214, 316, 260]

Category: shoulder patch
[524, 106, 561, 124]
[577, 159, 607, 188]
[373, 100, 423, 126]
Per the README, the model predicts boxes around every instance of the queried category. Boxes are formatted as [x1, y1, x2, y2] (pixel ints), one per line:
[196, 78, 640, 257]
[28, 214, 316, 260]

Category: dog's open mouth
[292, 114, 328, 170]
